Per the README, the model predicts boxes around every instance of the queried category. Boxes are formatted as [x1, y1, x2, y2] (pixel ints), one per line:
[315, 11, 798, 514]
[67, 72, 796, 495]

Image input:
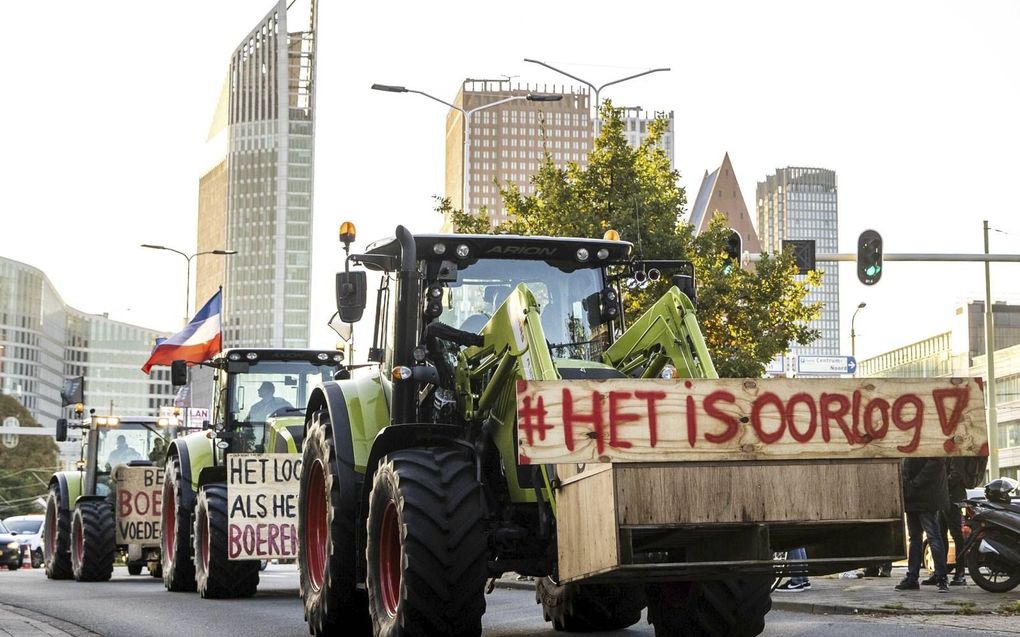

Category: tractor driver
[107, 434, 142, 468]
[248, 381, 293, 422]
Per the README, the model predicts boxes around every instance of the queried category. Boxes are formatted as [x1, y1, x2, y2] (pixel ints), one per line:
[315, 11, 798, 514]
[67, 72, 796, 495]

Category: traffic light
[723, 230, 742, 272]
[856, 229, 883, 285]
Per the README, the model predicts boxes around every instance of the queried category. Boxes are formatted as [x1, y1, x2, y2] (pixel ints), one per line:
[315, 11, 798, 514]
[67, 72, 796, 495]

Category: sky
[1, 0, 1018, 363]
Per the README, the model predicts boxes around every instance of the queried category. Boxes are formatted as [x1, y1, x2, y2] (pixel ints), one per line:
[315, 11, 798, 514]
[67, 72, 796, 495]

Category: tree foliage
[0, 395, 61, 517]
[436, 102, 821, 377]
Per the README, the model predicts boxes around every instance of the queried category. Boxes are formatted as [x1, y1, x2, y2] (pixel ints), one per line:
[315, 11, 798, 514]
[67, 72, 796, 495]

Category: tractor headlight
[392, 366, 413, 381]
[6, 542, 18, 549]
[433, 243, 447, 255]
[456, 244, 470, 258]
[228, 352, 241, 361]
[316, 353, 329, 361]
[332, 353, 344, 363]
[576, 248, 589, 262]
[596, 248, 609, 260]
[660, 365, 678, 380]
[245, 352, 258, 361]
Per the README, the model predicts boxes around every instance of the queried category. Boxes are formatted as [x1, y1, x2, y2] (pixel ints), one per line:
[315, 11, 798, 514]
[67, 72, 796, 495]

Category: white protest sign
[115, 465, 164, 544]
[226, 453, 301, 560]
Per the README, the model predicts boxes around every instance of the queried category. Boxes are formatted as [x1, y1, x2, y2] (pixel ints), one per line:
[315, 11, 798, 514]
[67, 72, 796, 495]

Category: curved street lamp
[522, 58, 670, 134]
[371, 83, 562, 214]
[141, 245, 237, 323]
[850, 301, 867, 360]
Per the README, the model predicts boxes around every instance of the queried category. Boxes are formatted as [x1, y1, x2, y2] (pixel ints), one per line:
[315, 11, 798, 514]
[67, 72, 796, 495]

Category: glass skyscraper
[197, 0, 317, 348]
[756, 167, 840, 357]
[0, 256, 174, 426]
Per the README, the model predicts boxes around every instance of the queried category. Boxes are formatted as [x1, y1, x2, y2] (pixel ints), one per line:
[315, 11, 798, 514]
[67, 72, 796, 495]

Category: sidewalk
[496, 568, 1020, 616]
[769, 568, 1020, 616]
[0, 604, 100, 637]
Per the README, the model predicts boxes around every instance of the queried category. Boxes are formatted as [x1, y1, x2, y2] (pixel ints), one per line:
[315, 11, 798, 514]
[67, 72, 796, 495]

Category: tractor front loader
[297, 224, 988, 636]
[45, 412, 175, 582]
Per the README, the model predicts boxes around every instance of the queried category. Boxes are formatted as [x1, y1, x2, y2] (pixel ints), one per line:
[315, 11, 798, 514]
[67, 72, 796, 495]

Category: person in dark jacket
[896, 457, 950, 592]
[924, 458, 968, 586]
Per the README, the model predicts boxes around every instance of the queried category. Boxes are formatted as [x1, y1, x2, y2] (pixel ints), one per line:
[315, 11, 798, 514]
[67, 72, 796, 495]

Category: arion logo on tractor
[44, 411, 176, 581]
[295, 223, 987, 637]
[159, 348, 344, 599]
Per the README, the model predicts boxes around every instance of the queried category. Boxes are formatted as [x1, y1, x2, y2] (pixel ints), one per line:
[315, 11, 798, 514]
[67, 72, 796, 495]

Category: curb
[0, 603, 103, 637]
[493, 577, 538, 592]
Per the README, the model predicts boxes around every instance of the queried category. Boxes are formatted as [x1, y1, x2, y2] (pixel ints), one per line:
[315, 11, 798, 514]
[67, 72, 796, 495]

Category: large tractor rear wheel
[366, 448, 487, 637]
[43, 485, 72, 580]
[646, 578, 772, 637]
[536, 577, 645, 632]
[298, 410, 370, 636]
[162, 456, 196, 592]
[71, 500, 115, 582]
[194, 483, 260, 598]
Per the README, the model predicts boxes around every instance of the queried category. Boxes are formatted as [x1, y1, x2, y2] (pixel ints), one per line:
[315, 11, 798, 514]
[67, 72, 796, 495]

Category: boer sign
[516, 378, 987, 464]
[115, 466, 164, 544]
[226, 453, 301, 560]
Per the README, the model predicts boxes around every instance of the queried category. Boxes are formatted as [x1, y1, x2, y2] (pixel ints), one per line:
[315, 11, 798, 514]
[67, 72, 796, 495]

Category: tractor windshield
[95, 422, 170, 474]
[441, 258, 608, 361]
[229, 360, 331, 429]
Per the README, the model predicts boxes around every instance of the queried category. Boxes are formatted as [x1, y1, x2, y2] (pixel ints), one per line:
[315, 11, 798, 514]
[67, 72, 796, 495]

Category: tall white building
[620, 107, 674, 169]
[756, 167, 840, 357]
[197, 0, 318, 348]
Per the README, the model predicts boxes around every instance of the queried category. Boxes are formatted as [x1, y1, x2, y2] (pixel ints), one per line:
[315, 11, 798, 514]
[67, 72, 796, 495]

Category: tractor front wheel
[536, 577, 645, 632]
[194, 483, 260, 598]
[646, 578, 772, 637]
[161, 456, 196, 592]
[297, 409, 369, 636]
[71, 500, 115, 582]
[366, 448, 487, 637]
[43, 485, 72, 580]
[128, 563, 144, 576]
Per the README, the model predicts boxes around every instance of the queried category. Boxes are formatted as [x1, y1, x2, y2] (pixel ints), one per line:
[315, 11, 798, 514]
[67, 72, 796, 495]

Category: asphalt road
[1, 566, 1016, 636]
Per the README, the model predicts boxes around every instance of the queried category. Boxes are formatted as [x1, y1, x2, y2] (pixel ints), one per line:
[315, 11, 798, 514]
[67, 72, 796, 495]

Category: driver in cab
[248, 381, 292, 422]
[107, 434, 142, 469]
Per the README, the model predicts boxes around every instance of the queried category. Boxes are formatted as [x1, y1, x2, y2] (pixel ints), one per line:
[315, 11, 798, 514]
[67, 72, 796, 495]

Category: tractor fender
[49, 472, 82, 512]
[166, 432, 214, 512]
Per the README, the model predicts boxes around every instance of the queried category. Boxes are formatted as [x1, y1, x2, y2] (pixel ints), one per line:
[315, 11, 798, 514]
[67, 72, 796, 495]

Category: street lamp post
[522, 59, 670, 135]
[371, 83, 561, 215]
[850, 302, 867, 362]
[141, 245, 237, 323]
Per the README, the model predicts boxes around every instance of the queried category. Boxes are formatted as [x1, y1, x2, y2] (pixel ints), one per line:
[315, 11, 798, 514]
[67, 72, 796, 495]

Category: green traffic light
[865, 265, 881, 277]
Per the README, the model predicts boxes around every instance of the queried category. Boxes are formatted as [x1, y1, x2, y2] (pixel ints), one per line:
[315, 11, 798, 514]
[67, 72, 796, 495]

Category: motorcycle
[958, 478, 1020, 592]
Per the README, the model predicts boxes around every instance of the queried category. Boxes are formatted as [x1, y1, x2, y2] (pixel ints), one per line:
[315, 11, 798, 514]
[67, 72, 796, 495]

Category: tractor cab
[71, 416, 175, 497]
[206, 349, 344, 456]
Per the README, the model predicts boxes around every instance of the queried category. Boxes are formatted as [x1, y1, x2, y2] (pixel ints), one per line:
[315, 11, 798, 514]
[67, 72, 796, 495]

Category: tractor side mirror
[171, 360, 188, 387]
[671, 274, 697, 306]
[336, 271, 367, 323]
[55, 418, 67, 442]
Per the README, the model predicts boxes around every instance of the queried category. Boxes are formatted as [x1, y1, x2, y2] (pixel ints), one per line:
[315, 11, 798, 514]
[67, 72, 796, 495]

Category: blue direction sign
[797, 356, 857, 375]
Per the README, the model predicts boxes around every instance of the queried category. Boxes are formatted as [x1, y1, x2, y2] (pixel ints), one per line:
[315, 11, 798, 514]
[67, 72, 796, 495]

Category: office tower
[689, 153, 762, 255]
[444, 80, 590, 228]
[756, 167, 839, 357]
[196, 0, 318, 348]
[620, 107, 675, 170]
[0, 256, 174, 426]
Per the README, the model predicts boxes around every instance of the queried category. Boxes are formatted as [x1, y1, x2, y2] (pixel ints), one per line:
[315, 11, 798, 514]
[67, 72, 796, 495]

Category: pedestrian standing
[895, 457, 950, 593]
[776, 548, 811, 591]
[924, 458, 968, 586]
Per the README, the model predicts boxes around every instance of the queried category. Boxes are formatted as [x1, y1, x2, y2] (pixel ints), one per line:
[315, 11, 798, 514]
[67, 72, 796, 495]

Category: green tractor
[44, 412, 175, 581]
[160, 348, 345, 598]
[296, 224, 982, 636]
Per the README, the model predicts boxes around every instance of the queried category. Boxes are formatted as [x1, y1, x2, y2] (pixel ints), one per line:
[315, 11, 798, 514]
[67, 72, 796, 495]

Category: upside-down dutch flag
[141, 290, 222, 374]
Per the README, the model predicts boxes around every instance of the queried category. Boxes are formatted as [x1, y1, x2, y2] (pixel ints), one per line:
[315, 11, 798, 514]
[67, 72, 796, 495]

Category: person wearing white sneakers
[776, 548, 811, 591]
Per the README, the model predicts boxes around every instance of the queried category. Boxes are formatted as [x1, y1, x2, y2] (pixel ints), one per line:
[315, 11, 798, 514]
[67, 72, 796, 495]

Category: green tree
[0, 395, 60, 517]
[436, 101, 821, 377]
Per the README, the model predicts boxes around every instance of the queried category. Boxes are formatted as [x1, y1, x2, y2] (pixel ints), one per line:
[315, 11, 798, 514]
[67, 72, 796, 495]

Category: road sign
[797, 356, 857, 375]
[2, 416, 19, 449]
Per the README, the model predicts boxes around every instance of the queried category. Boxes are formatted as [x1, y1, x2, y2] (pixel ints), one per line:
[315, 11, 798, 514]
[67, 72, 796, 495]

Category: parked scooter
[959, 478, 1020, 592]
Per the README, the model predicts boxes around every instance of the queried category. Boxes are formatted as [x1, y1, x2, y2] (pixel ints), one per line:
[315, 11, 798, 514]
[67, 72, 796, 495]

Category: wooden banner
[226, 453, 301, 561]
[114, 466, 164, 545]
[516, 378, 988, 464]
